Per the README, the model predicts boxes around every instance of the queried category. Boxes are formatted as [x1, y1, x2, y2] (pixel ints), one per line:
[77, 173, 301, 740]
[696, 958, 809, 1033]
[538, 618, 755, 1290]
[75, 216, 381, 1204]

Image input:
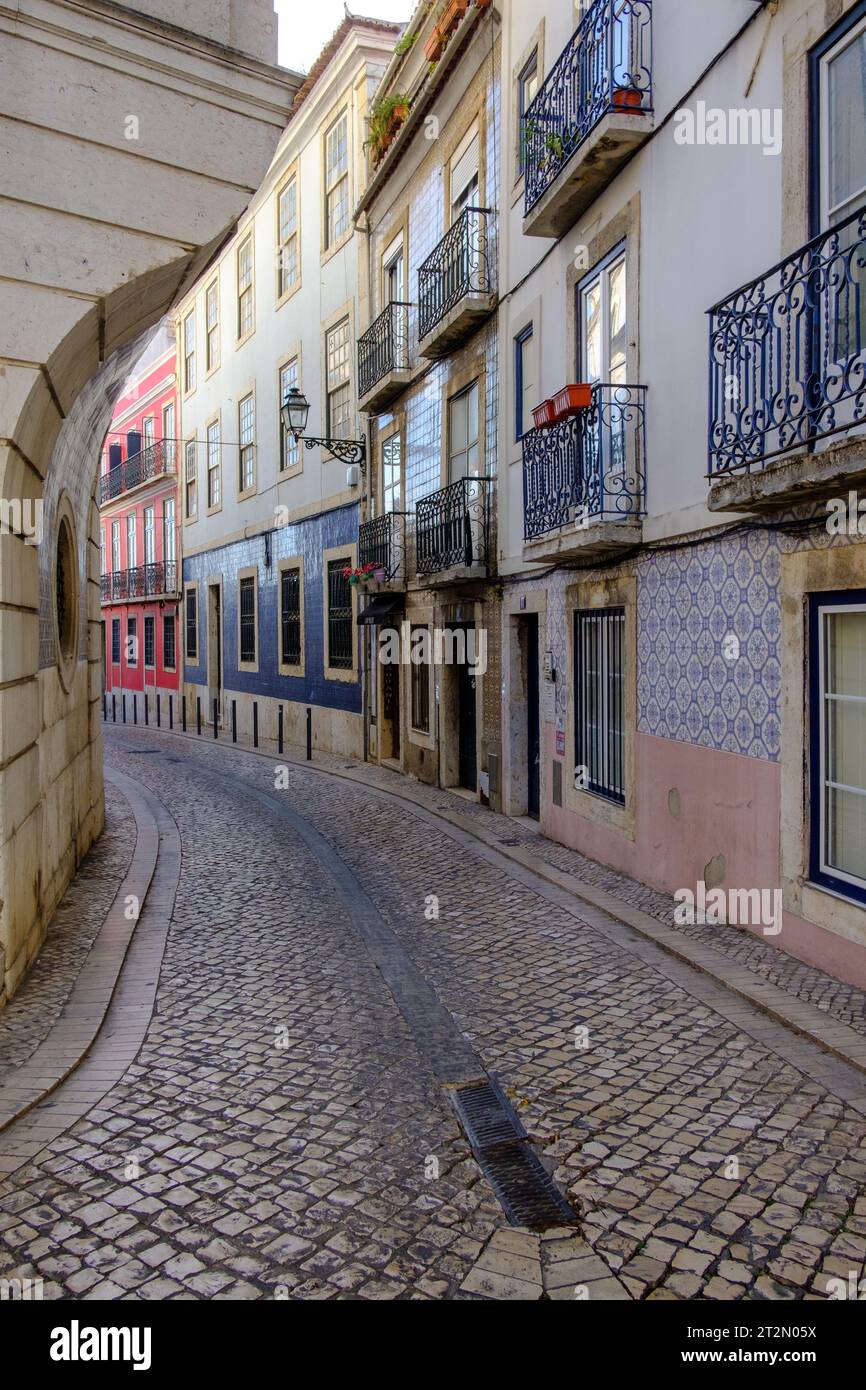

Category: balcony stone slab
[418, 292, 497, 360]
[523, 518, 642, 565]
[359, 367, 414, 416]
[523, 111, 654, 240]
[707, 432, 866, 513]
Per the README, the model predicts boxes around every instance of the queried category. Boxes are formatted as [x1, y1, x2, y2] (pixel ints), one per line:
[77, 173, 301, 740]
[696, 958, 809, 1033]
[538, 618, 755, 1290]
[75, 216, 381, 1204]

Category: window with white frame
[517, 50, 538, 174]
[143, 416, 155, 449]
[164, 498, 176, 569]
[126, 514, 137, 570]
[237, 234, 253, 339]
[817, 11, 866, 231]
[515, 324, 536, 440]
[810, 593, 866, 903]
[207, 420, 221, 508]
[185, 439, 197, 519]
[111, 519, 120, 573]
[143, 505, 155, 566]
[382, 433, 402, 513]
[277, 176, 299, 296]
[325, 111, 349, 247]
[448, 381, 479, 481]
[206, 279, 220, 372]
[326, 318, 351, 439]
[183, 310, 195, 392]
[162, 401, 175, 466]
[238, 393, 255, 492]
[280, 358, 300, 472]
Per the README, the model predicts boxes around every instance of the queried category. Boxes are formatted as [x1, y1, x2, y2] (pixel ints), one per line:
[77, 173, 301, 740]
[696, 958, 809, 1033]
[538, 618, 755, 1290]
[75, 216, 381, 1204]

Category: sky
[274, 0, 413, 74]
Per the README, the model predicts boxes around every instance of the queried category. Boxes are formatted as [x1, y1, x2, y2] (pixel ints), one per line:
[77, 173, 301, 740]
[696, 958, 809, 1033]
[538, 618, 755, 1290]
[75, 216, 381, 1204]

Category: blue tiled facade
[183, 500, 361, 714]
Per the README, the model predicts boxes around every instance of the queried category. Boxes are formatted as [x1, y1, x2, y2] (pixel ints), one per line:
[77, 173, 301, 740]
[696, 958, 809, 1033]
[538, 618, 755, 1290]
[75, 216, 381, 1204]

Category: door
[525, 615, 540, 819]
[457, 628, 477, 791]
[207, 583, 222, 727]
[382, 660, 400, 761]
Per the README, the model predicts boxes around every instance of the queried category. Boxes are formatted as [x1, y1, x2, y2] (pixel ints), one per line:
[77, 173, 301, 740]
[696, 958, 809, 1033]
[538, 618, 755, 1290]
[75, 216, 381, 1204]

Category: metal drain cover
[450, 1079, 576, 1231]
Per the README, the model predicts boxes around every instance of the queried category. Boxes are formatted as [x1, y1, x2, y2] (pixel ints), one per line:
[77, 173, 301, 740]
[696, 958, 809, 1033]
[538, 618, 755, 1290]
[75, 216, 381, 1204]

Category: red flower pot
[425, 29, 444, 61]
[440, 0, 469, 33]
[612, 85, 643, 110]
[552, 384, 593, 419]
[531, 398, 557, 430]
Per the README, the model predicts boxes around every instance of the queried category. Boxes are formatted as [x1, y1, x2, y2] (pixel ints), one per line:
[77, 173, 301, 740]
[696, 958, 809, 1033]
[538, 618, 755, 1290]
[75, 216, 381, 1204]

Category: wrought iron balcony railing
[523, 0, 652, 215]
[522, 384, 646, 540]
[99, 438, 177, 504]
[358, 302, 411, 400]
[359, 511, 407, 582]
[416, 475, 492, 576]
[418, 207, 493, 342]
[708, 204, 866, 476]
[100, 561, 178, 603]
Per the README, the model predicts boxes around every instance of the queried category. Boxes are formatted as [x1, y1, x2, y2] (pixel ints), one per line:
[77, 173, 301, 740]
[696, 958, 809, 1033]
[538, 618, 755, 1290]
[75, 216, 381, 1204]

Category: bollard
[169, 694, 173, 731]
[102, 692, 106, 721]
[122, 693, 126, 724]
[253, 701, 259, 749]
[306, 706, 312, 761]
[133, 693, 137, 725]
[278, 705, 283, 755]
[112, 692, 116, 723]
[144, 691, 149, 726]
[232, 700, 237, 744]
[213, 696, 218, 739]
[156, 692, 161, 728]
[196, 696, 201, 736]
[182, 694, 187, 733]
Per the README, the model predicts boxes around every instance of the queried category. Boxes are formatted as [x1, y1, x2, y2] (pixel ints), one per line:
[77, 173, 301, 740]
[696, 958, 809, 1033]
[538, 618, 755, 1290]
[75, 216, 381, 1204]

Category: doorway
[382, 658, 400, 762]
[456, 627, 477, 791]
[207, 582, 222, 727]
[525, 615, 540, 819]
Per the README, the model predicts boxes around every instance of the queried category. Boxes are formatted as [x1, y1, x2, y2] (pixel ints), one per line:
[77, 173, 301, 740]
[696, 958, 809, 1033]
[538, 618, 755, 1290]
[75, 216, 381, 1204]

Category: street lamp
[280, 386, 366, 470]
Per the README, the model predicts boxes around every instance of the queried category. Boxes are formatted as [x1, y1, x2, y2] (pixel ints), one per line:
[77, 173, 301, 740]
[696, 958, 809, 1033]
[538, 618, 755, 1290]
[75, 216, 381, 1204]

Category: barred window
[237, 234, 253, 338]
[324, 111, 349, 247]
[574, 607, 625, 804]
[111, 617, 121, 664]
[327, 559, 352, 670]
[238, 394, 255, 492]
[410, 626, 430, 733]
[205, 279, 220, 372]
[277, 177, 299, 296]
[186, 588, 197, 660]
[207, 420, 221, 508]
[144, 614, 155, 668]
[281, 567, 301, 666]
[279, 358, 300, 472]
[185, 440, 197, 519]
[163, 613, 176, 670]
[326, 318, 351, 439]
[239, 574, 256, 664]
[183, 310, 195, 392]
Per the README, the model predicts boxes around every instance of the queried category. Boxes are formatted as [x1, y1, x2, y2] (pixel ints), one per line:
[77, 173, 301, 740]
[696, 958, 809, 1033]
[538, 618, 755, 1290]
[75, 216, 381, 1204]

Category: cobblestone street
[1, 725, 865, 1301]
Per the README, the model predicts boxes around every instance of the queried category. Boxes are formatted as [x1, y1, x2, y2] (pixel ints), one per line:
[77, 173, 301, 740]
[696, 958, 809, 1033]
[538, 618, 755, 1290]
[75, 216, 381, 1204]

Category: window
[383, 237, 405, 303]
[206, 279, 220, 371]
[111, 519, 120, 573]
[280, 566, 302, 667]
[239, 574, 256, 664]
[143, 506, 155, 566]
[327, 558, 353, 670]
[237, 234, 254, 339]
[238, 393, 255, 493]
[126, 514, 137, 570]
[579, 246, 627, 385]
[326, 318, 351, 439]
[325, 111, 349, 247]
[518, 50, 539, 174]
[411, 627, 430, 733]
[277, 176, 299, 296]
[185, 440, 197, 519]
[127, 615, 138, 666]
[810, 592, 866, 903]
[451, 124, 480, 219]
[186, 587, 197, 660]
[164, 498, 176, 569]
[816, 11, 866, 231]
[280, 358, 300, 472]
[100, 525, 106, 577]
[111, 617, 121, 664]
[143, 416, 155, 449]
[144, 614, 155, 668]
[515, 324, 535, 439]
[163, 613, 176, 670]
[382, 433, 402, 513]
[183, 310, 196, 392]
[574, 607, 625, 804]
[448, 381, 479, 480]
[163, 401, 175, 467]
[207, 420, 221, 508]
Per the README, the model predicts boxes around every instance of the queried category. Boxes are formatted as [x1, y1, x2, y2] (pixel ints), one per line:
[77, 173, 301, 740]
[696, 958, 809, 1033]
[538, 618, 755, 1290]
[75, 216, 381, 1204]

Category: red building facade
[100, 329, 180, 710]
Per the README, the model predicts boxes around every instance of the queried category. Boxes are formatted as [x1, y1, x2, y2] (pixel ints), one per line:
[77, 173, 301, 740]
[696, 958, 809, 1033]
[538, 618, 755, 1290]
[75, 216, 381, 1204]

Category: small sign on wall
[555, 730, 565, 757]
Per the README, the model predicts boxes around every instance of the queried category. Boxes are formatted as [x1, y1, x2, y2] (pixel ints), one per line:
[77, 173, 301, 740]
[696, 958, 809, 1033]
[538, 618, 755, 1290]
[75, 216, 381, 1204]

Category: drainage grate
[450, 1079, 577, 1231]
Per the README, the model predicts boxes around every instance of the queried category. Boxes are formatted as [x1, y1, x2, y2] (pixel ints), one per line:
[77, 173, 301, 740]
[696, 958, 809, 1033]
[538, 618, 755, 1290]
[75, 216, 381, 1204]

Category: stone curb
[104, 720, 866, 1085]
[0, 768, 161, 1138]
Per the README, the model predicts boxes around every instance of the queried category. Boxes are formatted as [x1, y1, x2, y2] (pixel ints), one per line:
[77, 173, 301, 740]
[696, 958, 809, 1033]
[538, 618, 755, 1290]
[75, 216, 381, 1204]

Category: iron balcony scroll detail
[358, 302, 411, 400]
[99, 438, 176, 504]
[522, 0, 652, 215]
[416, 475, 492, 575]
[522, 384, 646, 540]
[708, 203, 866, 475]
[418, 207, 493, 341]
[359, 511, 407, 582]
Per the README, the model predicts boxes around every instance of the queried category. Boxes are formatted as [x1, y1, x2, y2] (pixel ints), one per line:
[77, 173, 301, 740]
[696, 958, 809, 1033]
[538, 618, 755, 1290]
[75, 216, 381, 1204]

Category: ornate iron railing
[359, 511, 407, 581]
[100, 561, 178, 603]
[99, 438, 177, 504]
[358, 302, 411, 399]
[416, 476, 492, 575]
[522, 384, 646, 540]
[708, 204, 866, 475]
[523, 0, 652, 215]
[418, 208, 493, 341]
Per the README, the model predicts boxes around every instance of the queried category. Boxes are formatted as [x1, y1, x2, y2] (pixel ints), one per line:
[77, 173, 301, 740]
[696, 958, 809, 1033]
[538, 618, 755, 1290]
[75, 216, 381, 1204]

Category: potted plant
[439, 0, 468, 35]
[552, 384, 593, 419]
[425, 25, 445, 61]
[612, 84, 643, 110]
[532, 398, 557, 430]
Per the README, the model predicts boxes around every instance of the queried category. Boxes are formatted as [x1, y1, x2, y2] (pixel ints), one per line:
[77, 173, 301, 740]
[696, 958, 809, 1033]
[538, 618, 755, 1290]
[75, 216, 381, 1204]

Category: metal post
[213, 696, 218, 738]
[232, 699, 237, 744]
[182, 694, 187, 733]
[278, 704, 283, 755]
[169, 694, 173, 730]
[102, 692, 106, 721]
[196, 696, 201, 736]
[156, 692, 161, 728]
[112, 692, 116, 723]
[122, 693, 126, 724]
[144, 691, 149, 726]
[253, 701, 258, 749]
[306, 706, 312, 761]
[133, 693, 137, 724]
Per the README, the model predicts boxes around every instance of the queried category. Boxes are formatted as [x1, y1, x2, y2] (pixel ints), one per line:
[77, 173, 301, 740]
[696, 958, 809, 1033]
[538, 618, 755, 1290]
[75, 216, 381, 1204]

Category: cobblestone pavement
[1, 724, 865, 1301]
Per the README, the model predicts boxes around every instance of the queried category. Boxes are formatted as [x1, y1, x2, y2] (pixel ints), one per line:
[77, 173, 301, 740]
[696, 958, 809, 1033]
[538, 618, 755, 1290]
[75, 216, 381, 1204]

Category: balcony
[522, 0, 653, 238]
[522, 383, 646, 562]
[358, 302, 412, 414]
[416, 475, 492, 584]
[417, 207, 495, 359]
[99, 439, 177, 504]
[358, 511, 407, 589]
[708, 205, 866, 512]
[100, 561, 179, 604]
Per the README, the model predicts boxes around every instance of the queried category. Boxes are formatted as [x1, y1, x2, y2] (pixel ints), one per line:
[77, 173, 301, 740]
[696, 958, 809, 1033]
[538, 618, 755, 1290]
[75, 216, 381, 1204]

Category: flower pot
[425, 29, 445, 61]
[531, 398, 557, 430]
[612, 85, 642, 110]
[388, 103, 410, 133]
[475, 0, 492, 7]
[552, 384, 593, 419]
[440, 0, 468, 34]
